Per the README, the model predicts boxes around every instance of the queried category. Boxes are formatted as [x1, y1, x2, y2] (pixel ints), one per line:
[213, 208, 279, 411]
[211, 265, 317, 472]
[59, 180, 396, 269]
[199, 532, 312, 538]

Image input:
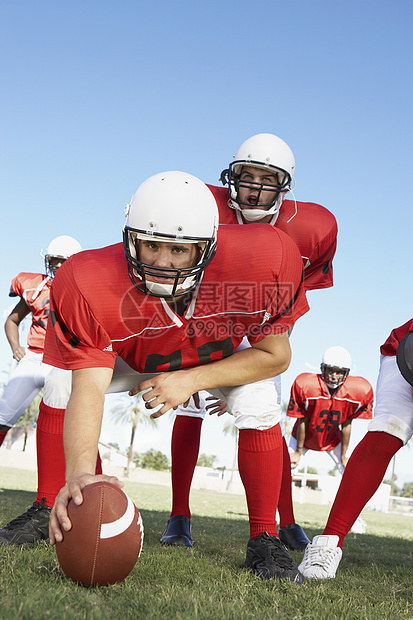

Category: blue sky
[0, 1, 412, 482]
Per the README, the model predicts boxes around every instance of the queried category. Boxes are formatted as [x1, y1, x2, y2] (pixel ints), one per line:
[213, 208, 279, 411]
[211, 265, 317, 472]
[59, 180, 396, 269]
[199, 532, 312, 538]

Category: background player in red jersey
[285, 346, 373, 540]
[288, 346, 373, 473]
[298, 319, 413, 579]
[40, 170, 308, 582]
[0, 236, 81, 546]
[0, 235, 81, 448]
[161, 133, 338, 551]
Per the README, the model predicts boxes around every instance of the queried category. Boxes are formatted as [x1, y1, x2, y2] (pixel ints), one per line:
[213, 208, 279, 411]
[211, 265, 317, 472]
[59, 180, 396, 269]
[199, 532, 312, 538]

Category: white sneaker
[350, 517, 367, 534]
[298, 535, 342, 579]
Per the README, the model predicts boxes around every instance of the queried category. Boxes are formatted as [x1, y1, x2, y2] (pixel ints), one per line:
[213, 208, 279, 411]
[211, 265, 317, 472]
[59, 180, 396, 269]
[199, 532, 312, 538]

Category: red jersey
[43, 225, 309, 372]
[380, 319, 413, 356]
[287, 372, 374, 451]
[10, 272, 51, 353]
[207, 185, 337, 292]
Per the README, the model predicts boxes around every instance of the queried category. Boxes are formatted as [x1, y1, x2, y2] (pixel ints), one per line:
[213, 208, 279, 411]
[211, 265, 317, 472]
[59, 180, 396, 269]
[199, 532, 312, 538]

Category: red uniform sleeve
[303, 222, 337, 291]
[381, 319, 413, 356]
[10, 275, 22, 297]
[246, 228, 309, 343]
[348, 378, 374, 421]
[274, 200, 338, 292]
[43, 259, 117, 371]
[286, 375, 308, 419]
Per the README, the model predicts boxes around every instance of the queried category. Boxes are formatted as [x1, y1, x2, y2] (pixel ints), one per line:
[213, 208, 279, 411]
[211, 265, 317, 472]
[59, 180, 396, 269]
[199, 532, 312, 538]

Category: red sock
[36, 399, 104, 508]
[0, 431, 7, 447]
[95, 450, 102, 475]
[238, 424, 283, 539]
[36, 399, 66, 508]
[324, 432, 403, 547]
[277, 437, 296, 528]
[170, 416, 203, 519]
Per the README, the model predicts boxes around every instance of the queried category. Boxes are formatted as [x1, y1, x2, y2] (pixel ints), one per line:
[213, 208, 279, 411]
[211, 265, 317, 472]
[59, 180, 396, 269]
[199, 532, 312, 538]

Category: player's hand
[49, 473, 124, 545]
[289, 451, 301, 469]
[12, 346, 26, 362]
[205, 396, 227, 416]
[131, 371, 198, 418]
[341, 456, 349, 468]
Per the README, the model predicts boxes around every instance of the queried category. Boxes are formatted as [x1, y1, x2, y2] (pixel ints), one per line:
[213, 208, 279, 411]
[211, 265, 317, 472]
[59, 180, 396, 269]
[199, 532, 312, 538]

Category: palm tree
[111, 393, 158, 477]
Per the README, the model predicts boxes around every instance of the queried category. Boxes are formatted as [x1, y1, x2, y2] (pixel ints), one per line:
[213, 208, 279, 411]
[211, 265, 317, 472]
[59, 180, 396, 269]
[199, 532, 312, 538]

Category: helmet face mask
[42, 236, 82, 280]
[123, 229, 215, 298]
[320, 364, 350, 389]
[220, 133, 295, 221]
[123, 171, 219, 299]
[45, 256, 65, 279]
[320, 346, 352, 390]
[223, 161, 292, 214]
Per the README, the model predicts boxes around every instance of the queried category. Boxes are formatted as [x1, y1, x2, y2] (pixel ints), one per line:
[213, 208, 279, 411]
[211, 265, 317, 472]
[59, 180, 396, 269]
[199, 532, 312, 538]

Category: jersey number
[315, 409, 341, 433]
[144, 337, 234, 372]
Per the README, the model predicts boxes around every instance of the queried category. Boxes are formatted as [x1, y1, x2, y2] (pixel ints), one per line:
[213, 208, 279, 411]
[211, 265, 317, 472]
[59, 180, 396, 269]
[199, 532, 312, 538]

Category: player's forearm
[340, 424, 351, 459]
[296, 419, 307, 452]
[4, 319, 20, 353]
[184, 334, 291, 392]
[64, 368, 113, 480]
[64, 401, 103, 480]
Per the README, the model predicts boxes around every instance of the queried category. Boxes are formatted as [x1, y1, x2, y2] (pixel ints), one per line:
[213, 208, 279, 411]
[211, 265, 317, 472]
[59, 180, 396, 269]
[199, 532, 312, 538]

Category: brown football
[56, 481, 143, 586]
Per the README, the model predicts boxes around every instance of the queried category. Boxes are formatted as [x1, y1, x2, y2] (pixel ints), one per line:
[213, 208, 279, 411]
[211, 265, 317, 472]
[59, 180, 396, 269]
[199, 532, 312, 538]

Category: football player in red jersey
[288, 346, 373, 472]
[161, 133, 338, 551]
[36, 170, 309, 582]
[0, 235, 82, 448]
[285, 346, 373, 540]
[299, 319, 413, 579]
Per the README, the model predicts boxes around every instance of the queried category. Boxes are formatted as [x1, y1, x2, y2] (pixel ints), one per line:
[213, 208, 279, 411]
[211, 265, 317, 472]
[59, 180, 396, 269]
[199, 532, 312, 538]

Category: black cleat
[245, 531, 304, 583]
[160, 515, 193, 547]
[0, 498, 51, 547]
[278, 523, 311, 551]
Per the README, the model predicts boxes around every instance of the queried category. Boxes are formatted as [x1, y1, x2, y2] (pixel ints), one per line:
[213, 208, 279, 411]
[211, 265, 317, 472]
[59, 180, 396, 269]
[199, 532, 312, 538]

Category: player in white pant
[298, 320, 413, 579]
[0, 236, 82, 448]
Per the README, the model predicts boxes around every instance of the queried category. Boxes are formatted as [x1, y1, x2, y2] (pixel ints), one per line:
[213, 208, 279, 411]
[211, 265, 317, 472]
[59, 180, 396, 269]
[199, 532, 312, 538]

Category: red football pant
[36, 399, 102, 508]
[323, 431, 403, 547]
[238, 424, 283, 539]
[277, 437, 296, 528]
[170, 415, 203, 519]
[0, 431, 7, 447]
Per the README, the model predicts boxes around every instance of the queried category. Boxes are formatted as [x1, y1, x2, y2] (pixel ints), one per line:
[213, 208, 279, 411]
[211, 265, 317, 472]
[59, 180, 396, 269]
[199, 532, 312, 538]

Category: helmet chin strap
[285, 187, 298, 223]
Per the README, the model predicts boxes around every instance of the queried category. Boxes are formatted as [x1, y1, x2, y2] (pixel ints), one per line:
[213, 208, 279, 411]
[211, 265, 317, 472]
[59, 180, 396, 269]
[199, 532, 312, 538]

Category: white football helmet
[123, 171, 219, 298]
[320, 346, 352, 389]
[42, 235, 82, 279]
[220, 133, 296, 221]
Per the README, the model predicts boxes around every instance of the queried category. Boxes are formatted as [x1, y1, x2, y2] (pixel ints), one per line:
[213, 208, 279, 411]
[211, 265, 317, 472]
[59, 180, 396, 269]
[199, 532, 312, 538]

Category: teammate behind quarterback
[160, 133, 338, 552]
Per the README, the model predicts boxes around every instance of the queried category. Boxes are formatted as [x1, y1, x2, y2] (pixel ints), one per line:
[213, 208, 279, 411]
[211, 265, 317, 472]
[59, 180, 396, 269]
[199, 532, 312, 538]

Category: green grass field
[1, 467, 412, 619]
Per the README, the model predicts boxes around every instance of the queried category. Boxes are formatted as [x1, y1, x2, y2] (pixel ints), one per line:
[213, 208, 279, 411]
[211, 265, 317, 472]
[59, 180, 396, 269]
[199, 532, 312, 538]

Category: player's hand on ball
[49, 474, 124, 545]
